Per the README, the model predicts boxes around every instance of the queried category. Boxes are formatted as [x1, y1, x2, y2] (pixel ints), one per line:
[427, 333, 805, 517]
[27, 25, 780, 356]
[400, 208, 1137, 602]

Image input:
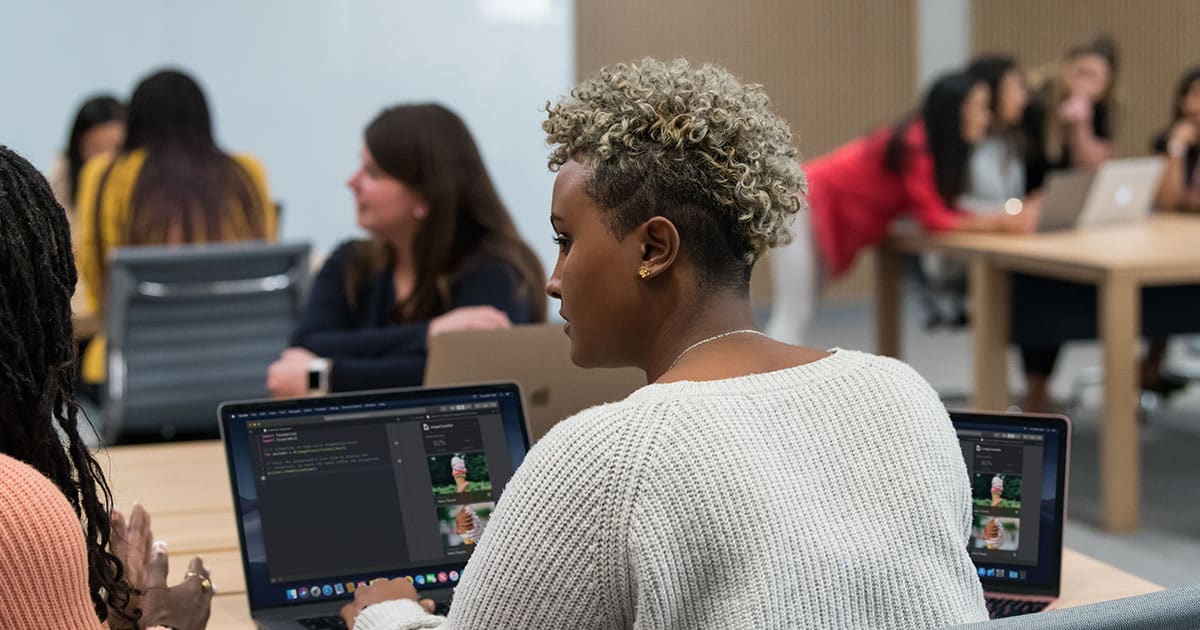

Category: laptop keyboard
[297, 616, 347, 629]
[986, 597, 1049, 618]
[298, 614, 350, 624]
[297, 601, 450, 628]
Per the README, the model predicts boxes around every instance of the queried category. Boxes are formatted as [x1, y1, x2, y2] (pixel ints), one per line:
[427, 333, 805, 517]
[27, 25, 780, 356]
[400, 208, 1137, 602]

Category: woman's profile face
[79, 121, 124, 162]
[997, 70, 1028, 127]
[1063, 53, 1111, 102]
[1181, 80, 1200, 123]
[960, 83, 992, 144]
[545, 159, 644, 368]
[346, 146, 426, 242]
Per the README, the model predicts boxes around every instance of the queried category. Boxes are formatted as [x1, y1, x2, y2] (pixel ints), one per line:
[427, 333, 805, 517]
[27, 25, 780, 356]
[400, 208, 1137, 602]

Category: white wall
[917, 0, 971, 90]
[0, 0, 573, 275]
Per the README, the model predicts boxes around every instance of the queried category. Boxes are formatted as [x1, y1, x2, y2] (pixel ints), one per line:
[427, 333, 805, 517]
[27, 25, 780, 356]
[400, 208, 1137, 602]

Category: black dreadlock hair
[0, 145, 134, 624]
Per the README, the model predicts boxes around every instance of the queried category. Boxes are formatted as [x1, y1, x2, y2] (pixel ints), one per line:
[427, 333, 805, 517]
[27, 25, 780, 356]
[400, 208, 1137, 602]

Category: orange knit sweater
[0, 453, 105, 629]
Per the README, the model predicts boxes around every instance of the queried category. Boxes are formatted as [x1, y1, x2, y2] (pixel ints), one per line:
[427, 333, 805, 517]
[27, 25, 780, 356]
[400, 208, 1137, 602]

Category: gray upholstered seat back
[945, 584, 1200, 629]
[103, 241, 310, 442]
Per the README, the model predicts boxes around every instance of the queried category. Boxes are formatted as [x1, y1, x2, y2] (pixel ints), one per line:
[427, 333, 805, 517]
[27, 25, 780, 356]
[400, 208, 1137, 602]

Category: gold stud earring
[638, 263, 651, 279]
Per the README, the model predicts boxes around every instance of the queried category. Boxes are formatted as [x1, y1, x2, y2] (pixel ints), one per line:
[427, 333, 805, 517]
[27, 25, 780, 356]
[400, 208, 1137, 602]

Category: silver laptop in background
[1075, 157, 1164, 227]
[424, 324, 644, 443]
[1038, 157, 1164, 232]
[1037, 170, 1095, 232]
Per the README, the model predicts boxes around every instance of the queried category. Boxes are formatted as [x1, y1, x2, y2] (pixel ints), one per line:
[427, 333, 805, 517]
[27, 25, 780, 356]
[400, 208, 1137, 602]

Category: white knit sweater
[355, 349, 988, 629]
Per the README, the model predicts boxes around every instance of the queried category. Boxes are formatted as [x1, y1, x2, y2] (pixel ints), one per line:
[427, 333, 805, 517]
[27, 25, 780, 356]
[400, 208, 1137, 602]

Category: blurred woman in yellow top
[77, 68, 277, 384]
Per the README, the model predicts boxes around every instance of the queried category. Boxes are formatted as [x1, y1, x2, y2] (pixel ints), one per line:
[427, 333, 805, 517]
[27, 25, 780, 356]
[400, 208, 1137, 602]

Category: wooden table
[876, 215, 1200, 532]
[97, 441, 1164, 627]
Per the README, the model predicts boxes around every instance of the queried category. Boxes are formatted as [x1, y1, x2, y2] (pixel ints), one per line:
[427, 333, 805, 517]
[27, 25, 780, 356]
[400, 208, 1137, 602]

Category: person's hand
[1168, 119, 1198, 150]
[139, 550, 214, 630]
[110, 504, 153, 596]
[109, 504, 213, 630]
[340, 578, 436, 628]
[996, 200, 1039, 234]
[266, 347, 318, 399]
[427, 306, 512, 342]
[108, 506, 148, 630]
[1058, 93, 1092, 125]
[1013, 195, 1041, 233]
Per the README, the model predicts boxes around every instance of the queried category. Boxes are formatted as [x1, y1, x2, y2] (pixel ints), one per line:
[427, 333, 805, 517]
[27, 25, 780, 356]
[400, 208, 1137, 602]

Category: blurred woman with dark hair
[48, 94, 126, 221]
[1154, 66, 1200, 212]
[767, 71, 1036, 345]
[963, 55, 1031, 208]
[77, 68, 276, 386]
[266, 103, 545, 396]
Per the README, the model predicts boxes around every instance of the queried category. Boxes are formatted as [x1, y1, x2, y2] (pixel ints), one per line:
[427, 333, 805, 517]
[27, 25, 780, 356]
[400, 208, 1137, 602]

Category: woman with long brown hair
[266, 104, 545, 396]
[77, 68, 276, 387]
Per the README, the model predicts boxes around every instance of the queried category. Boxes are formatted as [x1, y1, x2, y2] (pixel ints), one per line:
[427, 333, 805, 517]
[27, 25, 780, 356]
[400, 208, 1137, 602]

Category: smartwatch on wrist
[307, 358, 331, 395]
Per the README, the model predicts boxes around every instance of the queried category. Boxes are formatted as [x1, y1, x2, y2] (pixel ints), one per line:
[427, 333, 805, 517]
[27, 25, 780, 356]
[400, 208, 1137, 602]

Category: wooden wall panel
[575, 0, 918, 300]
[973, 0, 1200, 158]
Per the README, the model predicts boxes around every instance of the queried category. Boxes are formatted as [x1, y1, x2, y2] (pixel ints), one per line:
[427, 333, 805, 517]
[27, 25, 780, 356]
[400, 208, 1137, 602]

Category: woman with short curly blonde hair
[342, 58, 988, 630]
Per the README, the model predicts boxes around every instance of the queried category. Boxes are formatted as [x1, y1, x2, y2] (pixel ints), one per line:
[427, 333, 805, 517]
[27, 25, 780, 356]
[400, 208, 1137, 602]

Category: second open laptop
[1038, 157, 1165, 231]
[950, 410, 1071, 619]
[219, 383, 531, 629]
[424, 323, 644, 442]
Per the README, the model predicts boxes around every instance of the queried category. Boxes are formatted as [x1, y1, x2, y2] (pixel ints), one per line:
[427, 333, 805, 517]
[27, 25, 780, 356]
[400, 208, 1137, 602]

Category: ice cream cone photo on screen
[452, 454, 468, 493]
[983, 517, 1006, 550]
[456, 504, 483, 544]
[991, 474, 1004, 507]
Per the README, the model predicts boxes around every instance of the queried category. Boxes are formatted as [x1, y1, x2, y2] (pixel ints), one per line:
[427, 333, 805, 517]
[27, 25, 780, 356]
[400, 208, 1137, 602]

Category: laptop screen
[220, 383, 530, 611]
[950, 411, 1069, 596]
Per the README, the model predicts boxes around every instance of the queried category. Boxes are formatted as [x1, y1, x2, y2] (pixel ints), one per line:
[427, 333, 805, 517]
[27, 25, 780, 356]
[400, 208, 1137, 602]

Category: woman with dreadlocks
[0, 145, 212, 629]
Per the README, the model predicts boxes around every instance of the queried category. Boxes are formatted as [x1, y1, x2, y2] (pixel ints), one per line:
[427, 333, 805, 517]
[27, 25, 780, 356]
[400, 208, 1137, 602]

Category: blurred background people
[767, 71, 1035, 345]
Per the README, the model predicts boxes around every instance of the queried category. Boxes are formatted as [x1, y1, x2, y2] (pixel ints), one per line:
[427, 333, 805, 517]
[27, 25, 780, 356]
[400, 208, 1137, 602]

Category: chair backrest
[103, 241, 311, 443]
[947, 584, 1200, 629]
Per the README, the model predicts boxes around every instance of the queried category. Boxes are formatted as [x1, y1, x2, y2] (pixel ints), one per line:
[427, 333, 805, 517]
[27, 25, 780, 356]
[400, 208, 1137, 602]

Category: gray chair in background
[103, 241, 310, 443]
[946, 583, 1200, 629]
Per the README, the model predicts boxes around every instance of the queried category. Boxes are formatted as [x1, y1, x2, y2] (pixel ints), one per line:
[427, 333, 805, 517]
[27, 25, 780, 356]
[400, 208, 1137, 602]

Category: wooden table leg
[875, 243, 902, 358]
[1098, 273, 1140, 532]
[969, 258, 1010, 410]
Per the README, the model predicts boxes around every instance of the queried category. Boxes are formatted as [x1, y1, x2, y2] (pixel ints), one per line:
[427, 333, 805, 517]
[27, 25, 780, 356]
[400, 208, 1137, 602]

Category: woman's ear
[636, 216, 680, 279]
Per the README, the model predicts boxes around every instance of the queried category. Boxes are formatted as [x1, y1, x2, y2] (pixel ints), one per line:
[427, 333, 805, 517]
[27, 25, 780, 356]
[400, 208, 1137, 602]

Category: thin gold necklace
[669, 329, 767, 369]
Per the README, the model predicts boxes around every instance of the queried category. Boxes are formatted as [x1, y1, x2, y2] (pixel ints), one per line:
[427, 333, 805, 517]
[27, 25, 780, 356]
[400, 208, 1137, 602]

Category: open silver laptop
[950, 410, 1071, 619]
[219, 383, 531, 629]
[1038, 157, 1164, 232]
[424, 324, 644, 442]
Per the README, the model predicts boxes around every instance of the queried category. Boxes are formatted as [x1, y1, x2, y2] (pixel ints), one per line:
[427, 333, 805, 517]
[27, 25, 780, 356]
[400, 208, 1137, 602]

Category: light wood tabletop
[877, 214, 1200, 532]
[97, 440, 1164, 626]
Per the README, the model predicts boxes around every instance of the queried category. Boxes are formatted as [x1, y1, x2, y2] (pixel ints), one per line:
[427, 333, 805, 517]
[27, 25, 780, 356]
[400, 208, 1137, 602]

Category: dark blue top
[291, 240, 535, 392]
